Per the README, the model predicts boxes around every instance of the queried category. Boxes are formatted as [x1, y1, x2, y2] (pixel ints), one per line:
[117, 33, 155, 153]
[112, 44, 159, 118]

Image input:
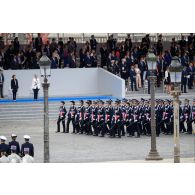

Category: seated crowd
[0, 34, 195, 93]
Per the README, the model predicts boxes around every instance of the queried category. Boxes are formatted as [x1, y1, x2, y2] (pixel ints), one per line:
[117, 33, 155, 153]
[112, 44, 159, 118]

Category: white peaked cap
[0, 136, 7, 141]
[24, 135, 30, 139]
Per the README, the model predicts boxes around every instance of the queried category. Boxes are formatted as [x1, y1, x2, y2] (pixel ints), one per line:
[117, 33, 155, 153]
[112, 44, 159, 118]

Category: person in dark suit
[0, 68, 4, 98]
[35, 33, 43, 52]
[129, 65, 137, 91]
[13, 37, 20, 54]
[90, 35, 98, 51]
[21, 135, 34, 157]
[11, 75, 19, 101]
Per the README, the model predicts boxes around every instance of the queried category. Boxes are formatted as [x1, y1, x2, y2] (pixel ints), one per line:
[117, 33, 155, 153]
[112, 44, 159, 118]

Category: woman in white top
[32, 74, 40, 100]
[164, 66, 171, 93]
[134, 64, 142, 89]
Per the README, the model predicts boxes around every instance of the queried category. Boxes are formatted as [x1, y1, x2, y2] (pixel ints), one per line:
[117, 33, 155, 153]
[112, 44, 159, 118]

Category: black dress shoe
[55, 131, 60, 133]
[99, 135, 104, 137]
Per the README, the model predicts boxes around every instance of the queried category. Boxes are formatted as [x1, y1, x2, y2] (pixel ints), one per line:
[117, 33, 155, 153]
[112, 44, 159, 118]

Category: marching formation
[0, 134, 34, 163]
[56, 98, 195, 138]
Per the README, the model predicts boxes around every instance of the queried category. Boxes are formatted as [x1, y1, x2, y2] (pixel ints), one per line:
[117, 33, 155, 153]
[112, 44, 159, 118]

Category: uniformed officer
[83, 100, 93, 135]
[0, 149, 10, 163]
[91, 100, 98, 135]
[183, 99, 192, 134]
[0, 136, 10, 157]
[126, 100, 134, 137]
[104, 100, 113, 135]
[21, 148, 34, 163]
[110, 100, 123, 138]
[96, 100, 106, 137]
[56, 101, 67, 133]
[143, 100, 151, 136]
[21, 135, 34, 157]
[8, 145, 21, 163]
[191, 99, 195, 125]
[9, 134, 20, 155]
[161, 99, 171, 134]
[76, 100, 85, 134]
[67, 101, 77, 134]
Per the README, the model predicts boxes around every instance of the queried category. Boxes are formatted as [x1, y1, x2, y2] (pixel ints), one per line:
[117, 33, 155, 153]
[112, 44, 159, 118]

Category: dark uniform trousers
[67, 117, 76, 133]
[57, 116, 66, 132]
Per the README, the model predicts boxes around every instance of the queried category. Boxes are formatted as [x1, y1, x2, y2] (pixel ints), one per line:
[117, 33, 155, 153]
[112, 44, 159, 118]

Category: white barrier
[2, 68, 125, 98]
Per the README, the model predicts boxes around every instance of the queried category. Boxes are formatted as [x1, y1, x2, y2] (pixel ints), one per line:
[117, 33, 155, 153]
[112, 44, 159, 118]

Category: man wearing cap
[104, 100, 113, 135]
[91, 101, 98, 135]
[96, 100, 106, 137]
[21, 135, 34, 157]
[83, 100, 93, 135]
[0, 136, 10, 157]
[8, 145, 21, 163]
[110, 100, 123, 138]
[0, 68, 4, 98]
[67, 101, 77, 134]
[0, 150, 10, 163]
[56, 101, 67, 133]
[9, 134, 20, 155]
[191, 99, 195, 124]
[183, 99, 192, 134]
[75, 100, 85, 134]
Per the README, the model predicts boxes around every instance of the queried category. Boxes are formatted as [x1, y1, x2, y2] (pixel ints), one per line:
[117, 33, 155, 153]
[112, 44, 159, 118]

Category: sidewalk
[105, 157, 195, 163]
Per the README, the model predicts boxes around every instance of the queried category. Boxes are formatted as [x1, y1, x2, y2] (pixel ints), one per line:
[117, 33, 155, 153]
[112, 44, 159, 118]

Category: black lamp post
[146, 52, 163, 161]
[39, 54, 51, 163]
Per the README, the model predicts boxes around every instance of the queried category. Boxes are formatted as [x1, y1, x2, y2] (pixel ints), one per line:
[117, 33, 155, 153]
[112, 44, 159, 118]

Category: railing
[0, 33, 191, 45]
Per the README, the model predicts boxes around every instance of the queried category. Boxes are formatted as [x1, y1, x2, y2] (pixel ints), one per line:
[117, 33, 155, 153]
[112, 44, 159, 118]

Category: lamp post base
[145, 150, 163, 161]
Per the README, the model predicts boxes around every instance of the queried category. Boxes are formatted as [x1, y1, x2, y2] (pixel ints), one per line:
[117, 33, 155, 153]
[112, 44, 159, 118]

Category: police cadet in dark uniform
[131, 99, 141, 138]
[9, 134, 20, 155]
[155, 99, 162, 136]
[183, 99, 192, 134]
[110, 100, 123, 138]
[191, 99, 195, 126]
[56, 101, 67, 133]
[169, 100, 174, 135]
[104, 100, 113, 135]
[0, 136, 10, 157]
[91, 101, 98, 135]
[96, 100, 106, 137]
[138, 99, 145, 135]
[126, 100, 133, 137]
[67, 101, 77, 134]
[179, 100, 186, 133]
[121, 99, 128, 136]
[75, 100, 85, 134]
[83, 100, 93, 135]
[21, 135, 34, 157]
[143, 100, 151, 136]
[161, 99, 170, 134]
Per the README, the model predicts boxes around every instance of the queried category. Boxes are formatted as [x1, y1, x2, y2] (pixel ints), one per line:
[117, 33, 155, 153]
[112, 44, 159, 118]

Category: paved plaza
[0, 120, 194, 163]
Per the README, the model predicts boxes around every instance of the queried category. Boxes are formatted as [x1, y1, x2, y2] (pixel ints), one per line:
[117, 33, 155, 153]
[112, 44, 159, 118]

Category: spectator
[0, 68, 4, 98]
[134, 64, 142, 89]
[0, 48, 4, 68]
[156, 55, 164, 87]
[125, 34, 132, 52]
[31, 74, 41, 100]
[51, 51, 59, 69]
[50, 38, 58, 53]
[13, 37, 20, 54]
[11, 75, 19, 101]
[35, 33, 43, 52]
[164, 66, 171, 93]
[0, 36, 5, 50]
[91, 50, 97, 67]
[181, 66, 188, 93]
[188, 33, 194, 46]
[43, 41, 52, 59]
[179, 36, 187, 56]
[100, 44, 108, 68]
[84, 51, 92, 68]
[187, 63, 195, 89]
[90, 35, 98, 51]
[139, 56, 147, 86]
[129, 65, 137, 91]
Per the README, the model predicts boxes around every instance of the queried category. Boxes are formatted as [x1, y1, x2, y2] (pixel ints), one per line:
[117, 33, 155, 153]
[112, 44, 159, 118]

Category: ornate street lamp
[146, 52, 163, 161]
[39, 53, 51, 163]
[169, 56, 183, 163]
